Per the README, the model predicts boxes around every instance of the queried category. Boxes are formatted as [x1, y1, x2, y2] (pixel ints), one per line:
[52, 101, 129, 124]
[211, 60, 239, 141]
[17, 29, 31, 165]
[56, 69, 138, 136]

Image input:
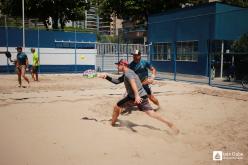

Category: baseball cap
[131, 50, 141, 55]
[114, 59, 129, 66]
[16, 46, 22, 50]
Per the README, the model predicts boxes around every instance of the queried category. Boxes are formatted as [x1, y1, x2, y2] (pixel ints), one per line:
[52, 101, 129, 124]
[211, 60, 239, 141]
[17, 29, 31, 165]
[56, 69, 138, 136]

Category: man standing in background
[31, 48, 39, 81]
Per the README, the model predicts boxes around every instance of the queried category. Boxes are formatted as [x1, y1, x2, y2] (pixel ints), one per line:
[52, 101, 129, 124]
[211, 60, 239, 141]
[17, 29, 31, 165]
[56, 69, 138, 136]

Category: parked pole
[38, 27, 40, 73]
[74, 29, 77, 72]
[220, 40, 224, 78]
[102, 44, 105, 71]
[5, 15, 10, 73]
[173, 41, 177, 81]
[148, 42, 152, 62]
[5, 15, 8, 51]
[208, 40, 211, 85]
[22, 0, 25, 49]
[126, 43, 128, 61]
[117, 34, 120, 74]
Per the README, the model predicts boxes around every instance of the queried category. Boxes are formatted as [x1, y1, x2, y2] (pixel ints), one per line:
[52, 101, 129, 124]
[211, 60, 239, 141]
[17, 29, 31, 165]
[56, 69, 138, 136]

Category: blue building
[148, 2, 248, 77]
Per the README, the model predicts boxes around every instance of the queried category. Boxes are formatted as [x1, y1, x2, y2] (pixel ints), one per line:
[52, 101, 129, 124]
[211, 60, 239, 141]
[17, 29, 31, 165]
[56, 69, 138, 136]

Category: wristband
[106, 75, 112, 81]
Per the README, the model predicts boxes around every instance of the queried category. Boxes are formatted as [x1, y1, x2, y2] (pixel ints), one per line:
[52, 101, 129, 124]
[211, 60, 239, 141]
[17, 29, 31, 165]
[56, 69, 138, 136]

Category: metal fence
[96, 43, 149, 71]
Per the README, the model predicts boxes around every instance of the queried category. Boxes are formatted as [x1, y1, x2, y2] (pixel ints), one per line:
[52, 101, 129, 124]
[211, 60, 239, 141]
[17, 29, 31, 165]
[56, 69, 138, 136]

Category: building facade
[148, 2, 248, 77]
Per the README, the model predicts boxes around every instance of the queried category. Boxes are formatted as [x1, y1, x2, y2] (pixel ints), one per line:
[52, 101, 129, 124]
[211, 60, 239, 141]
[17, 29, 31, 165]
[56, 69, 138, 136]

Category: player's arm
[129, 78, 142, 104]
[25, 55, 29, 66]
[142, 63, 157, 85]
[98, 74, 124, 84]
[149, 66, 157, 79]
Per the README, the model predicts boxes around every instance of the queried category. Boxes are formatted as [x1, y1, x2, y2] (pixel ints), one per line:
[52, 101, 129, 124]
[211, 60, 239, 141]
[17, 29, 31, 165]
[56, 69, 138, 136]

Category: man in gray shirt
[98, 59, 179, 134]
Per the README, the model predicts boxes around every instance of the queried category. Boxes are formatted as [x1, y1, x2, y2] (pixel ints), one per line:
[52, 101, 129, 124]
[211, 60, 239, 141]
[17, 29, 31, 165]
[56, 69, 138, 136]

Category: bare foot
[111, 108, 121, 126]
[169, 124, 180, 135]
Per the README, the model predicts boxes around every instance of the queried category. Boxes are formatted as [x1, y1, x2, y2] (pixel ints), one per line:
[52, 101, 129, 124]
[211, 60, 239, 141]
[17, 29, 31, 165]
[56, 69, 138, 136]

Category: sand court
[0, 74, 247, 165]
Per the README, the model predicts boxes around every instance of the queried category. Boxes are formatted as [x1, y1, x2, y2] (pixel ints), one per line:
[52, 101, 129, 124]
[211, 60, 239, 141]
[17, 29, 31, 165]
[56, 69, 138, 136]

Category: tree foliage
[232, 33, 248, 53]
[98, 0, 189, 25]
[223, 0, 248, 8]
[1, 0, 247, 30]
[0, 0, 89, 29]
[98, 0, 248, 26]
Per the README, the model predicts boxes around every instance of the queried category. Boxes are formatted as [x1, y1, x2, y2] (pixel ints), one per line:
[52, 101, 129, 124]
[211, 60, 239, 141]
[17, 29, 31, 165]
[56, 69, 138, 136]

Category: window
[153, 43, 172, 61]
[176, 41, 198, 62]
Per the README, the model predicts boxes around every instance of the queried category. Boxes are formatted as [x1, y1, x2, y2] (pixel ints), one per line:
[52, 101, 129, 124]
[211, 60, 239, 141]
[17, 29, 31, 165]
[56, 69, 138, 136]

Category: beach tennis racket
[4, 51, 15, 63]
[82, 69, 98, 78]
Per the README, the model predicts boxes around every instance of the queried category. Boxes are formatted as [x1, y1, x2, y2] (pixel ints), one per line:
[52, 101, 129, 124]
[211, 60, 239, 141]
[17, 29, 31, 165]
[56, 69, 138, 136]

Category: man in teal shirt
[16, 46, 30, 87]
[129, 50, 160, 110]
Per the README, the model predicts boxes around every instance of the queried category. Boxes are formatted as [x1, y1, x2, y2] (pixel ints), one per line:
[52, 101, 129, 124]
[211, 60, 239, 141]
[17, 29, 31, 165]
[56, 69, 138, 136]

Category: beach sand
[0, 74, 247, 165]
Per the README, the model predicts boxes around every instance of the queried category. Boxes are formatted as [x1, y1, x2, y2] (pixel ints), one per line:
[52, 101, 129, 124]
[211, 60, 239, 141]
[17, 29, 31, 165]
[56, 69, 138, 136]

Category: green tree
[0, 0, 89, 30]
[98, 0, 248, 27]
[223, 0, 248, 8]
[98, 0, 201, 25]
[232, 33, 248, 52]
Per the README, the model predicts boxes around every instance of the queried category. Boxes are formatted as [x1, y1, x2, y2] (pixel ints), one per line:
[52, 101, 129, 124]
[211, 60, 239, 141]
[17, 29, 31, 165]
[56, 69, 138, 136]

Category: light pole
[22, 0, 25, 49]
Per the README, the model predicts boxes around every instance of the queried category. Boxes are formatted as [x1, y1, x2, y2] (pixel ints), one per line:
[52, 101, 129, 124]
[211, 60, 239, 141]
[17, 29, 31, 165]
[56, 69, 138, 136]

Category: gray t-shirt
[124, 69, 147, 98]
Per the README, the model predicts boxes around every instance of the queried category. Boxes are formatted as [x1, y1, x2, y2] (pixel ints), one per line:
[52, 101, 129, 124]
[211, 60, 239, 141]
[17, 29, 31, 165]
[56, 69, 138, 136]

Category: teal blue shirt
[17, 52, 28, 65]
[129, 59, 152, 82]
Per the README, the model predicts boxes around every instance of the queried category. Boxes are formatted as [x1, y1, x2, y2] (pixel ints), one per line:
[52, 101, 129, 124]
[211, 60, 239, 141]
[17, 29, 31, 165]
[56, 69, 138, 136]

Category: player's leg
[143, 84, 160, 108]
[35, 66, 39, 81]
[145, 110, 179, 134]
[112, 96, 134, 126]
[148, 94, 160, 107]
[31, 66, 35, 81]
[17, 67, 22, 87]
[21, 65, 29, 84]
[112, 105, 122, 126]
[138, 97, 179, 134]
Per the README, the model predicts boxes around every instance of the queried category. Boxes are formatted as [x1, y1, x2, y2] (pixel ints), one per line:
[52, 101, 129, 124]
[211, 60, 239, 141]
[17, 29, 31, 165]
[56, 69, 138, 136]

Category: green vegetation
[232, 33, 248, 53]
[0, 0, 247, 31]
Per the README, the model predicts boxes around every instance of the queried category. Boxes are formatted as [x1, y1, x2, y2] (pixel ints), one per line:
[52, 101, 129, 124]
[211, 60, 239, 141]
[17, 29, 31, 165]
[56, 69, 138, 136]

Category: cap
[131, 50, 141, 55]
[114, 59, 129, 66]
[16, 46, 22, 50]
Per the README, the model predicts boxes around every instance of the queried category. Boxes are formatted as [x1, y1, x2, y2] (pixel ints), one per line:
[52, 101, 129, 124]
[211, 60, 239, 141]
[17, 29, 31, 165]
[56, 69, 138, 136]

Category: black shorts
[32, 66, 39, 73]
[143, 84, 152, 95]
[117, 95, 153, 111]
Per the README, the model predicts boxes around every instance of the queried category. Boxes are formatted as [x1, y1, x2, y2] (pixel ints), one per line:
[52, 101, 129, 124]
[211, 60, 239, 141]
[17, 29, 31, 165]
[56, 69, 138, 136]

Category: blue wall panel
[0, 28, 97, 48]
[148, 2, 248, 76]
[215, 5, 248, 40]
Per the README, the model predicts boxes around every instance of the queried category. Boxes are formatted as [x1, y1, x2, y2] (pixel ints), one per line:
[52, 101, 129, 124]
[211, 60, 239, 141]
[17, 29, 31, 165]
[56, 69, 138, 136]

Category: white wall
[0, 47, 96, 66]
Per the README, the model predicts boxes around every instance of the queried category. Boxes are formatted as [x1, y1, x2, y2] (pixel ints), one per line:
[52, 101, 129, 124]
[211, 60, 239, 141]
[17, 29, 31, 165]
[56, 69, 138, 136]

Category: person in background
[31, 48, 39, 81]
[16, 46, 30, 87]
